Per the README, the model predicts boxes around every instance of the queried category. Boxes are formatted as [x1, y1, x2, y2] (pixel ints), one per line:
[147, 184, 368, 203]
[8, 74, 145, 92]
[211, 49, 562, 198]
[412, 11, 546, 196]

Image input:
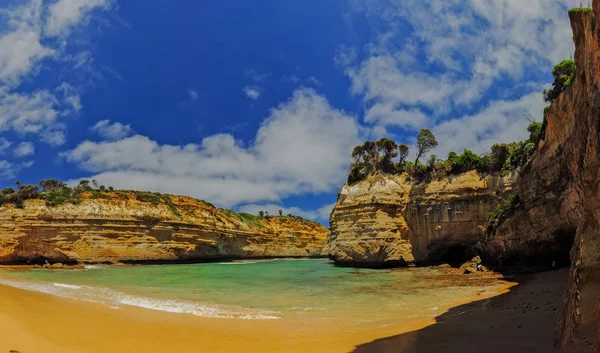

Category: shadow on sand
[350, 269, 590, 353]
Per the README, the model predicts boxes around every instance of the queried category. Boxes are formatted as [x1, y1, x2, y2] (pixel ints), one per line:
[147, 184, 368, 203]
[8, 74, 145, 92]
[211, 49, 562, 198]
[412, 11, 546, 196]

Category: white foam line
[0, 279, 280, 320]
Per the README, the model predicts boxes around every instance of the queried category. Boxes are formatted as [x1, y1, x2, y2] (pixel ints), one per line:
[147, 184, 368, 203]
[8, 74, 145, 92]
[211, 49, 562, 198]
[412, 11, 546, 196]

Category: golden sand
[0, 278, 515, 353]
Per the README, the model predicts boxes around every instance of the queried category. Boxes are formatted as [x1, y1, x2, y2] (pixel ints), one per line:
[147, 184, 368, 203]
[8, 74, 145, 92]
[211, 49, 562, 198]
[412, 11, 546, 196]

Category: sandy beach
[0, 268, 575, 353]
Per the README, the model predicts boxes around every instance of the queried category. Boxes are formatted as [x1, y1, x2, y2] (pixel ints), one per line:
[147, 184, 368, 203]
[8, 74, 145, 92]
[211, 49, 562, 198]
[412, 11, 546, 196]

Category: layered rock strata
[0, 193, 327, 264]
[329, 171, 516, 267]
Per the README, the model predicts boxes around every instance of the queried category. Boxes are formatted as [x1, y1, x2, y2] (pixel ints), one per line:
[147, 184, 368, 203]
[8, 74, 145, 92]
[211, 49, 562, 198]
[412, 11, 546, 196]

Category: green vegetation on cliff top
[0, 179, 322, 228]
[347, 58, 574, 186]
[568, 7, 593, 14]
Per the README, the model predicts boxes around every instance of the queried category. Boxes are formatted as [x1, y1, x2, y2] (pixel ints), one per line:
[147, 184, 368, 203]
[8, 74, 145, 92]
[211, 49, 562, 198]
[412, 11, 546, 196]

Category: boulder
[459, 256, 482, 274]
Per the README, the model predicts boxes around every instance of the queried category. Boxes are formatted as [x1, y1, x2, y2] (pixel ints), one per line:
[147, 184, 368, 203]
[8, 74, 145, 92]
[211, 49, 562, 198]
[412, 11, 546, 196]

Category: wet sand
[0, 269, 572, 353]
[352, 268, 587, 353]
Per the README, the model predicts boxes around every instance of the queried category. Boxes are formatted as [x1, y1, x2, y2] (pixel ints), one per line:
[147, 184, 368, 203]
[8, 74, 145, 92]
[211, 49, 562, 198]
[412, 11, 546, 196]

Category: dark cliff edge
[494, 11, 599, 350]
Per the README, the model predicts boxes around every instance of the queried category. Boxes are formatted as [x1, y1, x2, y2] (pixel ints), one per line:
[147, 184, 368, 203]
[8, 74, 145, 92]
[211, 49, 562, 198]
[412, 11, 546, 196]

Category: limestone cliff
[0, 192, 327, 264]
[329, 171, 515, 267]
[485, 9, 599, 351]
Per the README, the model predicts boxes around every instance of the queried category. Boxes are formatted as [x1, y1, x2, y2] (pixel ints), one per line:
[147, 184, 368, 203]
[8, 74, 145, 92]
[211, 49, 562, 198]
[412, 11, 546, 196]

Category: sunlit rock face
[328, 171, 518, 268]
[0, 193, 327, 264]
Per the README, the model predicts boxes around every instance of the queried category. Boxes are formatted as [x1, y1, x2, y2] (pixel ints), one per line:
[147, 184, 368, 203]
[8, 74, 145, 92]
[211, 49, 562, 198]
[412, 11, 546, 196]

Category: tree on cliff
[398, 144, 409, 166]
[415, 129, 438, 166]
[543, 59, 575, 103]
[351, 145, 364, 164]
[362, 141, 378, 168]
[376, 138, 398, 173]
[39, 179, 67, 192]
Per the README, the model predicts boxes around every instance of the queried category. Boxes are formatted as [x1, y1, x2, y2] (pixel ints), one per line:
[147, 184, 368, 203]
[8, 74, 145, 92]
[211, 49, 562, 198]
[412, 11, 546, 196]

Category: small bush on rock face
[487, 194, 520, 234]
[543, 59, 576, 103]
[528, 122, 543, 145]
[348, 162, 373, 184]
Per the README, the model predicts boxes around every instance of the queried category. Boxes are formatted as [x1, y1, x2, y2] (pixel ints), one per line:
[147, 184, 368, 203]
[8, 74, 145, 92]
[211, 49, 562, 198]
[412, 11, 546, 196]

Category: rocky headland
[329, 171, 517, 267]
[0, 190, 327, 265]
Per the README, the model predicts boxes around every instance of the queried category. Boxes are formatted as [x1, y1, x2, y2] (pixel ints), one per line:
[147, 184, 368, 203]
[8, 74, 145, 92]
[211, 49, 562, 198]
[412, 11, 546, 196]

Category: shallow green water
[0, 259, 506, 326]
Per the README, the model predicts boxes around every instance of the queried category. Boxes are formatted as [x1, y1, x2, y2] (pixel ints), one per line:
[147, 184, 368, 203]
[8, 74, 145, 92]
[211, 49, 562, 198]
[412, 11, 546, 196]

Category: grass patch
[238, 213, 264, 228]
[568, 7, 593, 14]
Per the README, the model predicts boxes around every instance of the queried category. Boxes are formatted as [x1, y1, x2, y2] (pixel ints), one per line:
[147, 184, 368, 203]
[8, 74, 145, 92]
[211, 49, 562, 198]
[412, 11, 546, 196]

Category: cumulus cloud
[0, 159, 34, 180]
[45, 0, 111, 37]
[243, 86, 262, 100]
[0, 138, 12, 153]
[91, 119, 134, 141]
[0, 87, 79, 146]
[237, 203, 335, 222]
[432, 91, 547, 157]
[344, 0, 573, 152]
[0, 0, 54, 86]
[13, 141, 35, 157]
[63, 88, 361, 208]
[0, 0, 112, 149]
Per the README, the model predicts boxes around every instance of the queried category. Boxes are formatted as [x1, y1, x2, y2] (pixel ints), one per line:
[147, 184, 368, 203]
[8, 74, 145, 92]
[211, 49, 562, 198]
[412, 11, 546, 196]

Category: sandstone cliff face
[0, 193, 327, 264]
[329, 171, 515, 267]
[495, 10, 600, 350]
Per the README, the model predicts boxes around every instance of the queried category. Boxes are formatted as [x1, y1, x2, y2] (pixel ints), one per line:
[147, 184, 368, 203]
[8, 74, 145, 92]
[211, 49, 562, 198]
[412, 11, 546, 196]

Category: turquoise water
[0, 259, 507, 326]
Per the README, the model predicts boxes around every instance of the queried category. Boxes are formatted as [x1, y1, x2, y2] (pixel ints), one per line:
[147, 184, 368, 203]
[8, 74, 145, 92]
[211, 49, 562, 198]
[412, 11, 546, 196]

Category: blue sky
[0, 0, 577, 222]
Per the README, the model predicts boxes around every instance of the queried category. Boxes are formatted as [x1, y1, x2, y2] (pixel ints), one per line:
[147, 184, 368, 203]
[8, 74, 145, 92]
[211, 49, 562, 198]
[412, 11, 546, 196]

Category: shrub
[487, 194, 520, 234]
[543, 106, 550, 115]
[528, 122, 543, 145]
[348, 162, 373, 184]
[543, 60, 575, 103]
[489, 144, 510, 172]
[447, 149, 483, 174]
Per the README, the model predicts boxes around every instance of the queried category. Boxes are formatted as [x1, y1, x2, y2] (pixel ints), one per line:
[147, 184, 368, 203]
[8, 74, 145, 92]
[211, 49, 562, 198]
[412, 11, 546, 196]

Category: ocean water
[0, 259, 508, 327]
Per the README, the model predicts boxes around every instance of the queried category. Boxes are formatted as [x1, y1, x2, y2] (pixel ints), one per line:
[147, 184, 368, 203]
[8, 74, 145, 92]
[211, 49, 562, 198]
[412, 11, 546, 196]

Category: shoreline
[352, 268, 582, 353]
[0, 269, 515, 353]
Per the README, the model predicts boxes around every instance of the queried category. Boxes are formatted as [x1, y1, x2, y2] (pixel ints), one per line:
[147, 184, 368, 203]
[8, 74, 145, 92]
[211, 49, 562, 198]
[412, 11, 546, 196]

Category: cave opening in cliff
[430, 245, 474, 267]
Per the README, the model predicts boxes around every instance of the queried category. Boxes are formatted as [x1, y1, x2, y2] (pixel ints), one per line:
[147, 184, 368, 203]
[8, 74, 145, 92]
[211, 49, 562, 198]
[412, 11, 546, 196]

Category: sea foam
[0, 278, 279, 320]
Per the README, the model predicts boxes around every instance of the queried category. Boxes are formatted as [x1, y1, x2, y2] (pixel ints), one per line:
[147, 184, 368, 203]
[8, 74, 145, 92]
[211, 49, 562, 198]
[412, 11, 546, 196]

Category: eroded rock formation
[329, 171, 516, 267]
[528, 9, 600, 350]
[330, 9, 600, 350]
[0, 193, 327, 264]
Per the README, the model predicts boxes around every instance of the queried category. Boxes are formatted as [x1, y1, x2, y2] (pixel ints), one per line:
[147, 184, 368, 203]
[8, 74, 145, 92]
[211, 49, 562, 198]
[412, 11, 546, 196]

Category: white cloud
[0, 159, 34, 180]
[0, 0, 54, 86]
[237, 202, 335, 222]
[308, 76, 321, 85]
[64, 88, 361, 207]
[188, 89, 198, 100]
[344, 0, 573, 151]
[45, 0, 111, 37]
[432, 91, 546, 157]
[243, 86, 261, 100]
[91, 119, 134, 141]
[0, 138, 12, 153]
[13, 141, 35, 157]
[0, 0, 112, 151]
